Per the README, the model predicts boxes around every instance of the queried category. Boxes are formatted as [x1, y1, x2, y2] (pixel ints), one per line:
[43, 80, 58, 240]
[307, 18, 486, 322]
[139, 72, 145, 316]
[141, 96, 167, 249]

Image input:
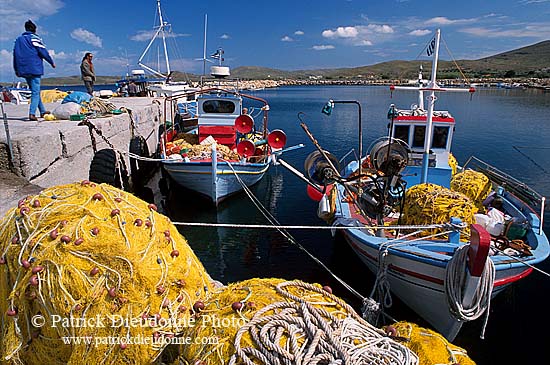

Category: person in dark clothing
[13, 20, 56, 121]
[80, 52, 95, 95]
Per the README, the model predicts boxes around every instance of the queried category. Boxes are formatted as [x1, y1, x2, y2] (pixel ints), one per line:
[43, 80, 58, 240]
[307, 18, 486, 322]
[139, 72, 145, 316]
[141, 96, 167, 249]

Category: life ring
[88, 148, 129, 189]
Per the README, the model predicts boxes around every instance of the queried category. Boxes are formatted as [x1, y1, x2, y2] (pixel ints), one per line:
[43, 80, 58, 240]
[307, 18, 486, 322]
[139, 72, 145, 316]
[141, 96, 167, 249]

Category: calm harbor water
[156, 85, 550, 365]
[52, 84, 550, 364]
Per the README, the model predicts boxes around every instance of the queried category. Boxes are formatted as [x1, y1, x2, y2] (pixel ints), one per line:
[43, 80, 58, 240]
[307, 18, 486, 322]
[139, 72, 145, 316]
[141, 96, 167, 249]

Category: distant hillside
[37, 40, 550, 85]
[232, 40, 550, 80]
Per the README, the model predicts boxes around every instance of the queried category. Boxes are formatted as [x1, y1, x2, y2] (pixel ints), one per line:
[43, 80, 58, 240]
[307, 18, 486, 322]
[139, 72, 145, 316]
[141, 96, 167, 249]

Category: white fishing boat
[137, 0, 196, 99]
[285, 29, 550, 341]
[159, 80, 299, 205]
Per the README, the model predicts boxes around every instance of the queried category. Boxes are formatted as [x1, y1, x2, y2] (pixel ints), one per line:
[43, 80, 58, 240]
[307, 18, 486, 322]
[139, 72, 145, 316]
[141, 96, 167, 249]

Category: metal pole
[1, 99, 15, 171]
[332, 100, 362, 183]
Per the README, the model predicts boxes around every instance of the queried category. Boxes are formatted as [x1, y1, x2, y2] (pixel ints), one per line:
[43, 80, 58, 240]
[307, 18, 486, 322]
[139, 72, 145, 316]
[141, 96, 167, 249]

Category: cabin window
[202, 100, 236, 114]
[393, 125, 410, 144]
[431, 126, 449, 149]
[412, 126, 426, 148]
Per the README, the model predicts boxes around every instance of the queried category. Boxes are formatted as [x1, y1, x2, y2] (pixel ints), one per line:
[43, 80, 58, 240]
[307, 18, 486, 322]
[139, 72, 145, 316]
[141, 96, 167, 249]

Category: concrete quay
[0, 97, 162, 216]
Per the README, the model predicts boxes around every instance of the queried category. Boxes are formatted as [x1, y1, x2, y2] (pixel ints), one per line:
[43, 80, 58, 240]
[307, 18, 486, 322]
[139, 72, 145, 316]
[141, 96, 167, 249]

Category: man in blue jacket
[13, 20, 56, 121]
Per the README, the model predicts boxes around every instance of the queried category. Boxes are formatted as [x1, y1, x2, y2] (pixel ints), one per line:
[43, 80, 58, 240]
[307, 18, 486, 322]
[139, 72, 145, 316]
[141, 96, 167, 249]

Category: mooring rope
[170, 221, 462, 231]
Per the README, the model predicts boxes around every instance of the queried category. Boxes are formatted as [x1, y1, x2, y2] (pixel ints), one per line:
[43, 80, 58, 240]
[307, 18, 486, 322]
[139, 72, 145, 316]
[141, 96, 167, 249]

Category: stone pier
[0, 97, 163, 216]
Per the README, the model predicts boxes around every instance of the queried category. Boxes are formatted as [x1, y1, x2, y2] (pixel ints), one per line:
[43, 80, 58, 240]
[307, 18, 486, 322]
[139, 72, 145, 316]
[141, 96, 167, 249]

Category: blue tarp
[62, 91, 92, 105]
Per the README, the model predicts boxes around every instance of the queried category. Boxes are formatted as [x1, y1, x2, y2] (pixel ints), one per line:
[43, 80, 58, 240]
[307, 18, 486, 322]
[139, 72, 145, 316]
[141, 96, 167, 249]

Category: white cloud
[520, 0, 550, 4]
[425, 16, 477, 26]
[221, 34, 230, 39]
[49, 49, 68, 59]
[321, 24, 394, 46]
[459, 24, 550, 38]
[322, 26, 358, 39]
[281, 35, 293, 42]
[312, 45, 335, 50]
[70, 28, 102, 48]
[294, 30, 304, 35]
[0, 49, 13, 81]
[409, 29, 431, 36]
[130, 30, 190, 42]
[0, 0, 64, 41]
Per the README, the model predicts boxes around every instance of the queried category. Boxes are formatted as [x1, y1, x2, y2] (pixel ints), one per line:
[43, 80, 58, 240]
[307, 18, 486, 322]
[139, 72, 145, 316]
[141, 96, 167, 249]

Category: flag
[426, 36, 436, 57]
[211, 49, 224, 60]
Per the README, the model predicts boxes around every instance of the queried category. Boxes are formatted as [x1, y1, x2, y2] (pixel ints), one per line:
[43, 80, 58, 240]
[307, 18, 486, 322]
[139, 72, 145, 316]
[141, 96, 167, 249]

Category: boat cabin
[391, 105, 455, 188]
[197, 92, 242, 149]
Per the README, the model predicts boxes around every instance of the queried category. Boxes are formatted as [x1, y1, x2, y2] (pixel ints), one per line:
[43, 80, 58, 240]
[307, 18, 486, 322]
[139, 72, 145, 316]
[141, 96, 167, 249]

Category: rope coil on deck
[444, 244, 495, 339]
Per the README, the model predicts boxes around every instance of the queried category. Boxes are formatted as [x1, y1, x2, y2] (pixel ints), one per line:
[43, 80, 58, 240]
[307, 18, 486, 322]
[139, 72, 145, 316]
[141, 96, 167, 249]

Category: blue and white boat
[294, 29, 550, 341]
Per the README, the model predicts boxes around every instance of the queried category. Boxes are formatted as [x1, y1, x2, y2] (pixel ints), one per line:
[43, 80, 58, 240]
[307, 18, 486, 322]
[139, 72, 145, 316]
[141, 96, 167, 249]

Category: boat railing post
[449, 217, 462, 244]
[212, 143, 218, 204]
[541, 197, 546, 236]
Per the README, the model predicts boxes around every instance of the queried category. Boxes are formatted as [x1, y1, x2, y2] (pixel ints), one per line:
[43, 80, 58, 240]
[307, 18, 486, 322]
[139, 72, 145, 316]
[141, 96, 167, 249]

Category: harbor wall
[0, 97, 162, 214]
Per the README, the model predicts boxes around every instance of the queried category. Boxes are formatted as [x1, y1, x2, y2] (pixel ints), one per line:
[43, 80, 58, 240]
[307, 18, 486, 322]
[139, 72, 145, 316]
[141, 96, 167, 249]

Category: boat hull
[162, 159, 269, 205]
[331, 177, 549, 341]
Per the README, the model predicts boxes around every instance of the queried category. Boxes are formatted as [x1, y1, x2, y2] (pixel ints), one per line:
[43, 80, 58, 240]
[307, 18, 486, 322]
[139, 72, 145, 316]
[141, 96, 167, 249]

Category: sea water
[83, 84, 550, 364]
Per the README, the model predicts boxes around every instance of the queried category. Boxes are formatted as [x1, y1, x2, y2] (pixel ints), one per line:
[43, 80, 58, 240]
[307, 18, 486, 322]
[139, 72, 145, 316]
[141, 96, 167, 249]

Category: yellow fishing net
[0, 182, 212, 364]
[166, 136, 240, 160]
[40, 89, 68, 103]
[389, 322, 476, 365]
[0, 183, 477, 365]
[400, 183, 477, 237]
[450, 170, 491, 212]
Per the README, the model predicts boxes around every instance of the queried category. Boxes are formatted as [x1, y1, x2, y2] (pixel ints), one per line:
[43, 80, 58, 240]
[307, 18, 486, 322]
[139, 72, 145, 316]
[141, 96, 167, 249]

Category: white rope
[228, 281, 418, 365]
[444, 244, 495, 339]
[171, 221, 459, 231]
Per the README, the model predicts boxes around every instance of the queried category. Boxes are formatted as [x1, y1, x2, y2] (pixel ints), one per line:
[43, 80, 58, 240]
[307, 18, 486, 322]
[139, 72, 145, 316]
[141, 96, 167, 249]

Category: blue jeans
[24, 76, 46, 116]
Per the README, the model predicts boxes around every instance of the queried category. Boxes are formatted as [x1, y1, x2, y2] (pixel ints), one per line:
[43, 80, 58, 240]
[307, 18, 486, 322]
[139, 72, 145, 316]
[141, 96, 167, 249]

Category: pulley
[304, 150, 341, 186]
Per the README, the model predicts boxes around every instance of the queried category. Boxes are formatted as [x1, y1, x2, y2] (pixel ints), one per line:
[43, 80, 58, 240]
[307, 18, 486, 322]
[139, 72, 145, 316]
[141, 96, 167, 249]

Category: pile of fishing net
[0, 182, 212, 364]
[450, 170, 491, 212]
[387, 322, 475, 365]
[1, 182, 477, 365]
[400, 183, 477, 237]
[166, 136, 240, 161]
[40, 89, 68, 103]
[178, 278, 419, 365]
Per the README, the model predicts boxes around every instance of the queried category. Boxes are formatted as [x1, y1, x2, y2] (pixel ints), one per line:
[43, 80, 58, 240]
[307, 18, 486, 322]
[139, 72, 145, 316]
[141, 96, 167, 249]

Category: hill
[33, 39, 550, 85]
[231, 40, 550, 80]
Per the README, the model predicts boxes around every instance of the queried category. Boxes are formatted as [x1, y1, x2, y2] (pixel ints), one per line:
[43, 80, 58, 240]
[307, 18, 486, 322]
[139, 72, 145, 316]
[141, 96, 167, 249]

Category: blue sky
[1, 0, 549, 82]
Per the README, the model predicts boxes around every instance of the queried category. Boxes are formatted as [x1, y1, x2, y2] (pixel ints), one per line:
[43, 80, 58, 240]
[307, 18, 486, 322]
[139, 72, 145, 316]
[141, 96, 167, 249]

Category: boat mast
[137, 0, 171, 79]
[203, 14, 208, 79]
[420, 29, 441, 184]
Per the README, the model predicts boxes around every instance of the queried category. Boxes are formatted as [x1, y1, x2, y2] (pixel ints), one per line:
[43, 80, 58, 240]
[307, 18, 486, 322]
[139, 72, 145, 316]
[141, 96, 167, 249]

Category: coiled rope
[444, 244, 495, 339]
[228, 281, 418, 365]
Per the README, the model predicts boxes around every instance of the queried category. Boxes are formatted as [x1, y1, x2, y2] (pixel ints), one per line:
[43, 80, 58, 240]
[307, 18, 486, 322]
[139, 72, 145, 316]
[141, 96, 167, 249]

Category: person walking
[80, 52, 95, 95]
[13, 20, 56, 121]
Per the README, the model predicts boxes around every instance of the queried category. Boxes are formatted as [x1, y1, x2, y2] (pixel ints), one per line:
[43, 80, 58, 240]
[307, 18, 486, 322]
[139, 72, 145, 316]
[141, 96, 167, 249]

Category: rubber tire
[129, 135, 151, 178]
[89, 148, 128, 189]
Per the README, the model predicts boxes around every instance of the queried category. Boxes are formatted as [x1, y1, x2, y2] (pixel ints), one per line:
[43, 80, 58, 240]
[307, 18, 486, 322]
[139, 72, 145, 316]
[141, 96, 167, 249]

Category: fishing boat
[158, 62, 300, 205]
[285, 29, 550, 341]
